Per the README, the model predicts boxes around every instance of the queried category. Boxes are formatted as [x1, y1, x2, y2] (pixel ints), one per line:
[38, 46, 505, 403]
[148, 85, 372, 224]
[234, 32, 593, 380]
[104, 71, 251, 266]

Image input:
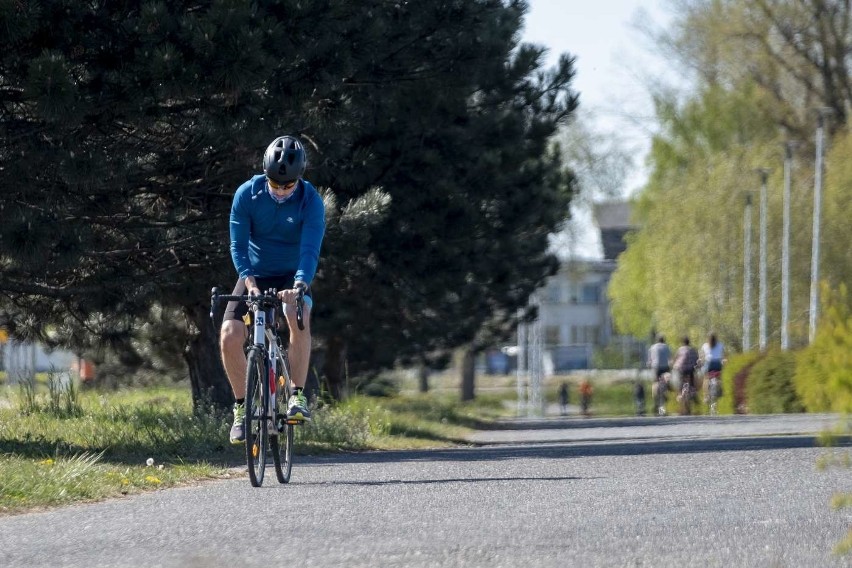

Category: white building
[485, 201, 643, 374]
[535, 201, 643, 371]
[537, 259, 618, 370]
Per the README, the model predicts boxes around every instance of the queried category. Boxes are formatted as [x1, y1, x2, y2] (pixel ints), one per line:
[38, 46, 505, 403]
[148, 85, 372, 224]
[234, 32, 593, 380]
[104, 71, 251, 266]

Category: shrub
[794, 284, 852, 413]
[746, 350, 804, 414]
[297, 397, 390, 450]
[720, 351, 764, 414]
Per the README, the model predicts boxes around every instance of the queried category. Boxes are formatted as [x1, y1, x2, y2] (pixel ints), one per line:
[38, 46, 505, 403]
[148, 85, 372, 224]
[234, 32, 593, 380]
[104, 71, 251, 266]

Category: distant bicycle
[211, 287, 305, 487]
[704, 370, 723, 416]
[652, 373, 670, 416]
[677, 382, 694, 416]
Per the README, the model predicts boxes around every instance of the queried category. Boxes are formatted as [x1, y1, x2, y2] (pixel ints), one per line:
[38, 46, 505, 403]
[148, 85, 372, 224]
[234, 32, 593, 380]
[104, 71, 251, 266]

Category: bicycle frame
[251, 302, 280, 426]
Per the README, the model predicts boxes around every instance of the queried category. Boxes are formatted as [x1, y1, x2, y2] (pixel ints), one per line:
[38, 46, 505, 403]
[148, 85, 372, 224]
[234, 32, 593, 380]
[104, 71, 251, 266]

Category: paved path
[468, 413, 846, 444]
[0, 414, 849, 568]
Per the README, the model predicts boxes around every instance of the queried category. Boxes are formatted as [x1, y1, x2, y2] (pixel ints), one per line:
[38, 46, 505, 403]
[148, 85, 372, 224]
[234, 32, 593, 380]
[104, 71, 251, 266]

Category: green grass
[0, 453, 220, 512]
[0, 382, 514, 514]
[0, 385, 239, 514]
[0, 374, 692, 515]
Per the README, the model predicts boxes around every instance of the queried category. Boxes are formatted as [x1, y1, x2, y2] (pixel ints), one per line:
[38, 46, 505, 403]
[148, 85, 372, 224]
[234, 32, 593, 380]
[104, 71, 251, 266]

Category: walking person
[220, 135, 326, 444]
[579, 379, 593, 417]
[633, 379, 646, 416]
[558, 382, 570, 416]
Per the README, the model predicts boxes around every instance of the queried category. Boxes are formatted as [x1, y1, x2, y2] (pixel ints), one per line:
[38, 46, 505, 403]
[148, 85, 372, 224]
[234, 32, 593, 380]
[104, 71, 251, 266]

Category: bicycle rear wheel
[271, 353, 294, 484]
[245, 348, 268, 487]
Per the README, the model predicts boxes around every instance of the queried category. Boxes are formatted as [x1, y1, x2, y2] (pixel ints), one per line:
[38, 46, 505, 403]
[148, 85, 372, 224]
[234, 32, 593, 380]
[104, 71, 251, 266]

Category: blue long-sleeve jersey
[229, 175, 326, 284]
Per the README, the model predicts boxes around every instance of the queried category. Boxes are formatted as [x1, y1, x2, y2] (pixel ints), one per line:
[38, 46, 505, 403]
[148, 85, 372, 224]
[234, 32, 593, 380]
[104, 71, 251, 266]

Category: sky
[521, 0, 677, 258]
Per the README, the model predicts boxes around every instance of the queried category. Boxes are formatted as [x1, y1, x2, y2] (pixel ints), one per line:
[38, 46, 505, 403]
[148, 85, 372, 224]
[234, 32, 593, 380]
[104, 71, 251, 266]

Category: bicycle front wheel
[271, 354, 294, 484]
[245, 348, 268, 487]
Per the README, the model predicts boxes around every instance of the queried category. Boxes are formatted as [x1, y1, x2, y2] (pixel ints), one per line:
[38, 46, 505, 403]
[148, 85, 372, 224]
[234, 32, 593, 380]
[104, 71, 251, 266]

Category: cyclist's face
[267, 177, 298, 198]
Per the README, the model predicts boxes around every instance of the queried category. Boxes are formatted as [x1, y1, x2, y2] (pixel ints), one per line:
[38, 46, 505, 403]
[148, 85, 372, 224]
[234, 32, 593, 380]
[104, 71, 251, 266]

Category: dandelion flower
[146, 458, 154, 467]
[145, 476, 162, 484]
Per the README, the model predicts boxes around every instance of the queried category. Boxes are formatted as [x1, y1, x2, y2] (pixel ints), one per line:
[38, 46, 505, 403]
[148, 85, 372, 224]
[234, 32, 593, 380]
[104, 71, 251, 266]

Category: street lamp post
[516, 310, 527, 417]
[757, 168, 770, 352]
[781, 143, 796, 350]
[743, 192, 753, 352]
[809, 110, 832, 344]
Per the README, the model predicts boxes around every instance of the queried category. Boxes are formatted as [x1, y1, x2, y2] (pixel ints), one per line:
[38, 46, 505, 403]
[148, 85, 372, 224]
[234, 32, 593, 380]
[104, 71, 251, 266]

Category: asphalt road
[1, 414, 850, 568]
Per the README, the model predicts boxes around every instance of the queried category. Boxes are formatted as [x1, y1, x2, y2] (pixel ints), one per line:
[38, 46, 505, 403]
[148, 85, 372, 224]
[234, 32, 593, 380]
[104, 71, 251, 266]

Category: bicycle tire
[271, 352, 294, 484]
[245, 348, 267, 487]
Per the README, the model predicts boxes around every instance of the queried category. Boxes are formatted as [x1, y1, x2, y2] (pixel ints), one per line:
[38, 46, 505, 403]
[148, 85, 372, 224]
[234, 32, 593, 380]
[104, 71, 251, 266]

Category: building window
[580, 283, 601, 304]
[569, 282, 579, 304]
[544, 282, 561, 303]
[571, 325, 601, 345]
[544, 325, 561, 347]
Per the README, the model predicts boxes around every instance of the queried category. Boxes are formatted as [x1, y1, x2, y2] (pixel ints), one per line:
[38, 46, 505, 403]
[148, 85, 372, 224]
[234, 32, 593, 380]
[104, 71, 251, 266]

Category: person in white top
[700, 333, 725, 374]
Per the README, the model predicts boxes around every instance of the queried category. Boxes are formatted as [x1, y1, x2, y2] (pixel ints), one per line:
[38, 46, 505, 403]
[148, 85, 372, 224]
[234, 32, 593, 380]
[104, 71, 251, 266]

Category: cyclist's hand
[278, 283, 306, 306]
[245, 277, 261, 297]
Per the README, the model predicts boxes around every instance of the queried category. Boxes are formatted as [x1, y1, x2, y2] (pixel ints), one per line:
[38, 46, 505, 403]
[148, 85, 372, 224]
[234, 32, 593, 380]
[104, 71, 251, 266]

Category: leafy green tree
[647, 0, 852, 137]
[610, 0, 852, 351]
[609, 83, 788, 346]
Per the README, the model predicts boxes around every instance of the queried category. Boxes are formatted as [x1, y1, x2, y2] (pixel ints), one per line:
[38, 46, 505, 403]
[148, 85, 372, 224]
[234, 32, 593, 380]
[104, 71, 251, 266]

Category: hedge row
[717, 284, 850, 415]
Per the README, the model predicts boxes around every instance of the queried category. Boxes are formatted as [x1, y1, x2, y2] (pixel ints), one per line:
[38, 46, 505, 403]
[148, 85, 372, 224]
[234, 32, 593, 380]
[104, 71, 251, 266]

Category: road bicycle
[211, 287, 305, 487]
[704, 370, 722, 416]
[652, 374, 669, 416]
[677, 381, 694, 416]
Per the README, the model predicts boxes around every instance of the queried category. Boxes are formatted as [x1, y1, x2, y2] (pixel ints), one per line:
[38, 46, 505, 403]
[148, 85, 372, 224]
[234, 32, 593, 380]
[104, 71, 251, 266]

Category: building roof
[593, 202, 635, 261]
[593, 202, 633, 229]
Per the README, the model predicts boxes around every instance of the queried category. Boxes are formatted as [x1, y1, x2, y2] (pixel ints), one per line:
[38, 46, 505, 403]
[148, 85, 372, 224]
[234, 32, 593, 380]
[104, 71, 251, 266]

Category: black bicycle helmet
[263, 135, 307, 183]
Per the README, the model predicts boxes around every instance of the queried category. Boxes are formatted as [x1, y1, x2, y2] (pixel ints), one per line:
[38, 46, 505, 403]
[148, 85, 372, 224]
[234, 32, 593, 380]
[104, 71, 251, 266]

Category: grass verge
[0, 375, 722, 515]
[0, 383, 510, 514]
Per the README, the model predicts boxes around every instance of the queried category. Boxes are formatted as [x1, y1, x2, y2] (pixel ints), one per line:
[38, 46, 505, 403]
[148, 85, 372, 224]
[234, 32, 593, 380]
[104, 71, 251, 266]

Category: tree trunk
[461, 348, 475, 401]
[184, 303, 233, 415]
[323, 335, 347, 400]
[418, 364, 429, 393]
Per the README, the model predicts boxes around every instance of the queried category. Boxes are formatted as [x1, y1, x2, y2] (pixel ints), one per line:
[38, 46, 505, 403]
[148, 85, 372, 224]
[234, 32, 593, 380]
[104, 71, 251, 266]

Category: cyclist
[646, 335, 671, 381]
[220, 135, 326, 444]
[647, 336, 671, 416]
[672, 336, 699, 391]
[699, 333, 726, 411]
[699, 333, 725, 375]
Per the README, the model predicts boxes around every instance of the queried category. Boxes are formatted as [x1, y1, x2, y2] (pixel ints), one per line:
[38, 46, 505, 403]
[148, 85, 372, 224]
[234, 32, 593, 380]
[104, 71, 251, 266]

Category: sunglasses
[268, 178, 297, 191]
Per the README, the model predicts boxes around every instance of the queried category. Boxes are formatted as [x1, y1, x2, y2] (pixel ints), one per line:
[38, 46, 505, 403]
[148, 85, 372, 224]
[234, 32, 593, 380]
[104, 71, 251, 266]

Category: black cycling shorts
[222, 274, 313, 323]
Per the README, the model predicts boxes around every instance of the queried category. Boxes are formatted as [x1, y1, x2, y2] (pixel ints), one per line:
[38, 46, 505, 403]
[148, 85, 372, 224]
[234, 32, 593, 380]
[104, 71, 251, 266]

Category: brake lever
[209, 287, 219, 322]
[296, 288, 305, 331]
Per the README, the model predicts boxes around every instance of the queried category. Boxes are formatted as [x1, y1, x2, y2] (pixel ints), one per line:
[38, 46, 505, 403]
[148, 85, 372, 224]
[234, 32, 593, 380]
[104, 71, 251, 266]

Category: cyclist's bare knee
[284, 303, 311, 335]
[221, 320, 246, 351]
